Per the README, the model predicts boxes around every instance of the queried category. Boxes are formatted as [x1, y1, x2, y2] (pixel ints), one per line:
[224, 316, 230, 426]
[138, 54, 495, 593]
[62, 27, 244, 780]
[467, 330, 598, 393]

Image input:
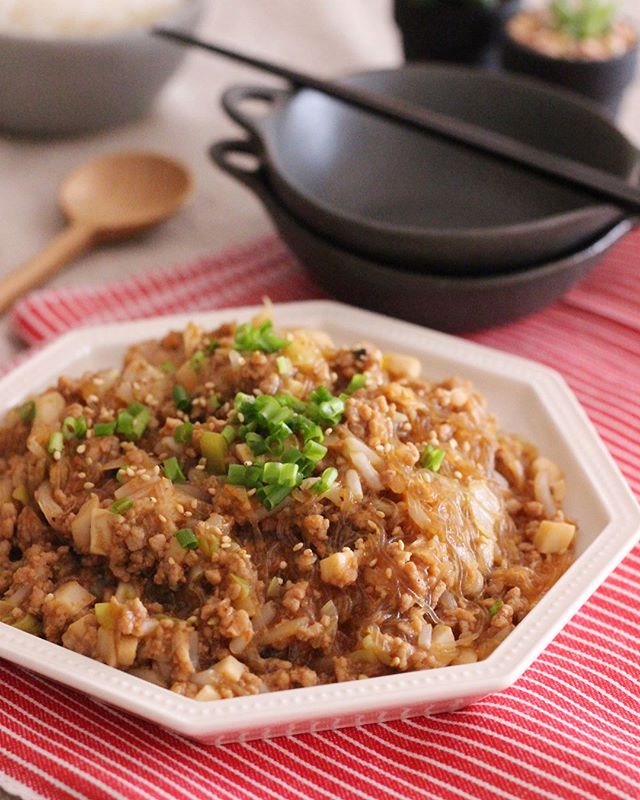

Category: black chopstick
[154, 27, 640, 214]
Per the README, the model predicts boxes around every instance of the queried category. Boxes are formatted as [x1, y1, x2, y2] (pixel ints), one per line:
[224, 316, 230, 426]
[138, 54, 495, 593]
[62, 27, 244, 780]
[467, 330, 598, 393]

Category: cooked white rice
[0, 0, 187, 37]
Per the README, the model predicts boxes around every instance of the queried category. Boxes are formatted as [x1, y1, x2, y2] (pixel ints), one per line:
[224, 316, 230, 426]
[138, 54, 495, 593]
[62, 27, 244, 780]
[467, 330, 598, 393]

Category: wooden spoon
[0, 152, 192, 314]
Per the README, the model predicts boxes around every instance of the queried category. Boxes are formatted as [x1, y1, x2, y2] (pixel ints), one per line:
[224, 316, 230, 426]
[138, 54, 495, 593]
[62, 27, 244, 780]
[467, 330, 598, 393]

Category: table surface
[0, 0, 638, 369]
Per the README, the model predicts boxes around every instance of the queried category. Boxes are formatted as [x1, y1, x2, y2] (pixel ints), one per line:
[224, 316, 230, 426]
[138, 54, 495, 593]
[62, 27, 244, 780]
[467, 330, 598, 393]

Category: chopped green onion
[488, 599, 504, 618]
[116, 467, 130, 483]
[279, 462, 299, 487]
[62, 416, 77, 441]
[74, 416, 88, 439]
[221, 425, 237, 445]
[11, 613, 42, 636]
[110, 498, 133, 515]
[227, 463, 262, 488]
[62, 415, 88, 441]
[19, 400, 36, 422]
[259, 483, 293, 510]
[94, 421, 116, 436]
[234, 320, 288, 354]
[312, 467, 338, 494]
[208, 394, 220, 411]
[309, 386, 333, 403]
[420, 445, 445, 472]
[47, 431, 63, 454]
[265, 432, 286, 456]
[160, 361, 176, 373]
[163, 456, 186, 482]
[175, 528, 199, 550]
[302, 440, 327, 463]
[200, 431, 228, 474]
[12, 486, 29, 505]
[276, 355, 293, 375]
[174, 421, 193, 444]
[206, 339, 219, 354]
[276, 394, 306, 412]
[262, 461, 282, 485]
[172, 385, 191, 413]
[246, 432, 267, 455]
[294, 416, 323, 443]
[131, 407, 151, 440]
[190, 350, 205, 372]
[346, 373, 366, 394]
[254, 395, 282, 425]
[234, 392, 255, 412]
[317, 397, 345, 424]
[115, 411, 134, 438]
[127, 402, 146, 416]
[230, 574, 250, 599]
[282, 447, 303, 463]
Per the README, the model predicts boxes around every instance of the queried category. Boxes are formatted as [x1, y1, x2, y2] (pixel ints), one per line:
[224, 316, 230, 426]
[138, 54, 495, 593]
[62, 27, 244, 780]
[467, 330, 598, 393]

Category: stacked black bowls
[212, 65, 638, 333]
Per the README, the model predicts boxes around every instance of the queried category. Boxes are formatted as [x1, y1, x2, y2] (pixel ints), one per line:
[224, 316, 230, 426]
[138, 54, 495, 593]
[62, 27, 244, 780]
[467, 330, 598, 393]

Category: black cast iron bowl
[210, 138, 634, 334]
[220, 65, 639, 276]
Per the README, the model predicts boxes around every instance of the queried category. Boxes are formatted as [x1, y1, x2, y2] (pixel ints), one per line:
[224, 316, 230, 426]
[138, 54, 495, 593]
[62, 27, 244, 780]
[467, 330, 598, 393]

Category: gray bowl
[0, 0, 203, 136]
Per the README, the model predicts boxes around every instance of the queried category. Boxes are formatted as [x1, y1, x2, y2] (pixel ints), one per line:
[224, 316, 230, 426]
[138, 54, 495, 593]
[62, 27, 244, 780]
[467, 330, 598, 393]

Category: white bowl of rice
[0, 0, 204, 135]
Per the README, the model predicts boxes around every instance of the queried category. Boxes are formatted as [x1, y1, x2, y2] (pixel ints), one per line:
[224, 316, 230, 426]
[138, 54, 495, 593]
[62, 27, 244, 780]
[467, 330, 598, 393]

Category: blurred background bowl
[0, 0, 204, 136]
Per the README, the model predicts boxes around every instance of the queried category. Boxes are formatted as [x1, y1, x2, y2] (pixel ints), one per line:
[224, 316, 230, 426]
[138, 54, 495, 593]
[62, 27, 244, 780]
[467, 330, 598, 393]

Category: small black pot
[394, 0, 521, 66]
[502, 29, 639, 116]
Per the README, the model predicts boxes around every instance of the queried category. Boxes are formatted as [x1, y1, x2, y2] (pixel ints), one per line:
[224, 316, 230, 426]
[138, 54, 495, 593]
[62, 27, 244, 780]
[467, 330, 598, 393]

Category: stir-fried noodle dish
[0, 312, 576, 700]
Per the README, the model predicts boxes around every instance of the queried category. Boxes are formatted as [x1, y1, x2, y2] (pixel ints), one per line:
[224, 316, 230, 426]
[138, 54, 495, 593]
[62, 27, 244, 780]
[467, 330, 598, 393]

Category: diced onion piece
[114, 475, 160, 500]
[214, 655, 246, 683]
[383, 352, 421, 380]
[453, 648, 478, 665]
[115, 582, 137, 603]
[34, 391, 65, 427]
[71, 494, 100, 552]
[350, 452, 382, 491]
[96, 626, 117, 666]
[319, 548, 358, 588]
[35, 481, 65, 529]
[418, 622, 433, 649]
[90, 508, 114, 555]
[345, 468, 363, 501]
[183, 321, 203, 357]
[52, 581, 94, 616]
[430, 624, 457, 666]
[116, 635, 139, 667]
[195, 685, 221, 701]
[534, 520, 576, 554]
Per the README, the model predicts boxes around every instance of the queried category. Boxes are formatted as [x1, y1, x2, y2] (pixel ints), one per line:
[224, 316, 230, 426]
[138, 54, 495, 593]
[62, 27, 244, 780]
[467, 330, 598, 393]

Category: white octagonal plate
[1, 300, 638, 743]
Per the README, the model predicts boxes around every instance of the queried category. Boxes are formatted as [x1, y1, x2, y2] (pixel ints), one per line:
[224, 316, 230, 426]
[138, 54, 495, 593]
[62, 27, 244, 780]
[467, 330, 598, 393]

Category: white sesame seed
[279, 561, 288, 569]
[83, 482, 95, 490]
[293, 542, 304, 552]
[454, 470, 463, 480]
[76, 444, 86, 454]
[385, 567, 393, 579]
[53, 451, 61, 461]
[158, 514, 168, 523]
[78, 472, 86, 479]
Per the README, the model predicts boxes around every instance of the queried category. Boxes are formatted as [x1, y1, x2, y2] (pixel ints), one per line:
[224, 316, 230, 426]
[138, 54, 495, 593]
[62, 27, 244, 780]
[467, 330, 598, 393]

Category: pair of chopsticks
[155, 28, 640, 214]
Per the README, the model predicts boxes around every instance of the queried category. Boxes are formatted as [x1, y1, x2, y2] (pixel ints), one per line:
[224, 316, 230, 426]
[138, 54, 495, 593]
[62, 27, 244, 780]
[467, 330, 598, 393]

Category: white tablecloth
[0, 0, 638, 364]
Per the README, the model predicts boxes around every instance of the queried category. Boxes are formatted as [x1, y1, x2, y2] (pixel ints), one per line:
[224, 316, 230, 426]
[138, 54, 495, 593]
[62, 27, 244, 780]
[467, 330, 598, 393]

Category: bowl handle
[210, 138, 269, 198]
[221, 85, 289, 137]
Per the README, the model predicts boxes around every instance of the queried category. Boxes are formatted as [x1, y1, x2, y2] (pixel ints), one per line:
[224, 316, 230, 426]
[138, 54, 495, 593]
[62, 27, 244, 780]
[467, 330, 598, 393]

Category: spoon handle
[0, 223, 95, 315]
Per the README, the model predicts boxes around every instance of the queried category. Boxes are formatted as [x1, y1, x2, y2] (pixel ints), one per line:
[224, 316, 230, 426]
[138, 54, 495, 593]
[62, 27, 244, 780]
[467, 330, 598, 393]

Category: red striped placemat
[1, 232, 639, 800]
